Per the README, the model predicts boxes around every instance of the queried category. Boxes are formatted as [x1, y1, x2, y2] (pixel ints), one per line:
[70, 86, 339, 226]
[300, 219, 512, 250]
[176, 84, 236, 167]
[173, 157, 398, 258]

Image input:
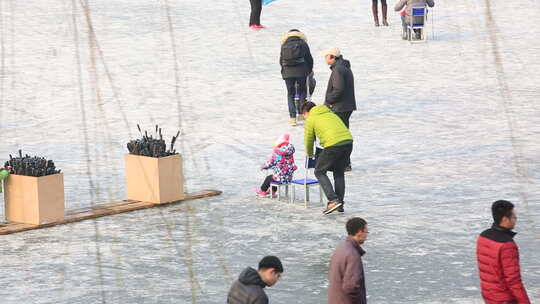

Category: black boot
[414, 29, 422, 40]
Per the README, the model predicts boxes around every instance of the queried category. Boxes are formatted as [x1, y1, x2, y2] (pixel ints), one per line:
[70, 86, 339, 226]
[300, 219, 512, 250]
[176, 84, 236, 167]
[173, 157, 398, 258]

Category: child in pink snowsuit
[256, 134, 298, 197]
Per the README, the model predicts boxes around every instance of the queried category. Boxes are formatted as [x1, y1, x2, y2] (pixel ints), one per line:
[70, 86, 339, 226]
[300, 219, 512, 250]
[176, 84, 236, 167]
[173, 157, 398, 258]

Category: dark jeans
[335, 111, 352, 166]
[249, 0, 262, 26]
[284, 77, 307, 118]
[260, 175, 276, 192]
[335, 111, 352, 129]
[314, 143, 353, 203]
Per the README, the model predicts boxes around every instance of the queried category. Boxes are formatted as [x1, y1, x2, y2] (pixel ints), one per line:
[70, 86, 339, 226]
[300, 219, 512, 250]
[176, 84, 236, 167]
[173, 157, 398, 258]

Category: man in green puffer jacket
[0, 166, 11, 193]
[302, 102, 353, 214]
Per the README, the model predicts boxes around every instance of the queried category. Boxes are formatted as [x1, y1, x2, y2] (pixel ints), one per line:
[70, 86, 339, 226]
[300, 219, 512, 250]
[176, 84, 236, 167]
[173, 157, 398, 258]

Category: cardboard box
[124, 154, 185, 204]
[4, 173, 65, 225]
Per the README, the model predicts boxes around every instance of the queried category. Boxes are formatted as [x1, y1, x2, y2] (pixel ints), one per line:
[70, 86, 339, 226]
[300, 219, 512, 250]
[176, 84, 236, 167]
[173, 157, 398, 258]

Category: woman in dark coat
[279, 29, 313, 126]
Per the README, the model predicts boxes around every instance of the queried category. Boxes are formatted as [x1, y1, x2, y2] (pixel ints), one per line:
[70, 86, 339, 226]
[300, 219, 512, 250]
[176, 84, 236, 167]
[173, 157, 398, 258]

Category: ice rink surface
[0, 0, 539, 303]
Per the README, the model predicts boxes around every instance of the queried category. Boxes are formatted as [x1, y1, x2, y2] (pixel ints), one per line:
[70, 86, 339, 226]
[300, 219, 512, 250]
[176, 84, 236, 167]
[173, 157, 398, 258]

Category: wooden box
[4, 173, 65, 225]
[124, 154, 185, 204]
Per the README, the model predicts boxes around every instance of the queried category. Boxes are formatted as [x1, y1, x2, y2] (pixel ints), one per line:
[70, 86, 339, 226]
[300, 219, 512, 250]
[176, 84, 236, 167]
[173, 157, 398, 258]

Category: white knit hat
[320, 47, 341, 57]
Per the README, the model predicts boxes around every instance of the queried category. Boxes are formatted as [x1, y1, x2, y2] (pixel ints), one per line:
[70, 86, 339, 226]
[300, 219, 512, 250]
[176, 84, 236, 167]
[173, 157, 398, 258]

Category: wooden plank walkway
[0, 189, 221, 235]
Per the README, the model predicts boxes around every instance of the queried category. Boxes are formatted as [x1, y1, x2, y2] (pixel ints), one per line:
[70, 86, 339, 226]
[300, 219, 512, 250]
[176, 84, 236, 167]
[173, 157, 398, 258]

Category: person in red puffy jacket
[476, 200, 530, 304]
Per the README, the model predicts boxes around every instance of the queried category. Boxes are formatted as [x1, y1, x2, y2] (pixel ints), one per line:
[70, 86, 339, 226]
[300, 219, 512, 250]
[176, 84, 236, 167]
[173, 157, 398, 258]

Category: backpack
[281, 39, 305, 66]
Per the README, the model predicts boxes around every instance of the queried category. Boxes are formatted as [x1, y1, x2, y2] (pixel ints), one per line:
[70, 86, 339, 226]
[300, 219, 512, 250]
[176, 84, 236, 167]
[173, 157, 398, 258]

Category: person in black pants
[372, 0, 389, 27]
[259, 175, 275, 193]
[322, 47, 356, 170]
[249, 0, 263, 29]
[302, 102, 354, 215]
[280, 29, 313, 126]
[284, 77, 307, 124]
[334, 112, 351, 128]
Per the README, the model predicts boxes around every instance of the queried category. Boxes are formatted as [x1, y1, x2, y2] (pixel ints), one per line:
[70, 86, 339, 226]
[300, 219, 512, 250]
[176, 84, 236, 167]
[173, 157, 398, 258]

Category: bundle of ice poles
[4, 150, 61, 177]
[126, 124, 181, 158]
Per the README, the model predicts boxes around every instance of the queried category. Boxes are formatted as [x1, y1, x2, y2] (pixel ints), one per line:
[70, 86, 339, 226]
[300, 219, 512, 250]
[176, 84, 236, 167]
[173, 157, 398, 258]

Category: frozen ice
[0, 0, 539, 303]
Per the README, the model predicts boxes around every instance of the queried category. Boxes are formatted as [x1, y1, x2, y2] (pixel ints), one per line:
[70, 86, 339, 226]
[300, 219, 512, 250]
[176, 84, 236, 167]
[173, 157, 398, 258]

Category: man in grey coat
[328, 217, 369, 304]
[227, 256, 283, 304]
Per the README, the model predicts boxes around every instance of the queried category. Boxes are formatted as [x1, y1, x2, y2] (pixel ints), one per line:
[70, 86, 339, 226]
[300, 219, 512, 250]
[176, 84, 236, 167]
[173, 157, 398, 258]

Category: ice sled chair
[407, 6, 428, 42]
[291, 157, 324, 208]
[270, 179, 291, 202]
[264, 170, 292, 202]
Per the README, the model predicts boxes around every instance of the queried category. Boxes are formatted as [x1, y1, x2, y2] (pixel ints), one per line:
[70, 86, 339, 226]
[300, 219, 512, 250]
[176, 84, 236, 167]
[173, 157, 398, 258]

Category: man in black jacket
[280, 29, 314, 126]
[322, 47, 356, 170]
[227, 256, 283, 304]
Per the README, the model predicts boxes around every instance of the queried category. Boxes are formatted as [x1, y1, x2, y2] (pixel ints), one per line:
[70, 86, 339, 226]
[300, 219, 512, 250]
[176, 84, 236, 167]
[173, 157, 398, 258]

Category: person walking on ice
[302, 101, 353, 214]
[476, 200, 530, 304]
[328, 217, 369, 304]
[227, 256, 284, 304]
[256, 134, 297, 197]
[322, 47, 356, 171]
[280, 29, 314, 126]
[248, 0, 264, 30]
[371, 0, 389, 26]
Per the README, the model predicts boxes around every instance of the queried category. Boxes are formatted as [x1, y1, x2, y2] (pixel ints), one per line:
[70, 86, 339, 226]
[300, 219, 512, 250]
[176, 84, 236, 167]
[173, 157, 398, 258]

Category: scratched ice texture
[0, 0, 539, 303]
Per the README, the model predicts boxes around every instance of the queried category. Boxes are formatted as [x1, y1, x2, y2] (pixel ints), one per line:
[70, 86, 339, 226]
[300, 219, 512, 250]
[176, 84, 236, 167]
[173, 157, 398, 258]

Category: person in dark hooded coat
[279, 29, 313, 126]
[322, 47, 356, 128]
[322, 47, 356, 172]
[227, 256, 283, 304]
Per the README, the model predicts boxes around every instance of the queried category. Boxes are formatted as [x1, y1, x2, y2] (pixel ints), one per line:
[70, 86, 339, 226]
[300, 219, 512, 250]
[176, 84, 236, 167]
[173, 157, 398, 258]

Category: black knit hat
[258, 256, 284, 273]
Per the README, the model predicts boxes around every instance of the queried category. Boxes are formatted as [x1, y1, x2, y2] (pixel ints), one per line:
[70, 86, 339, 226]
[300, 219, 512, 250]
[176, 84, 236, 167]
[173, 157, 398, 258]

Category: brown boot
[288, 117, 297, 126]
[372, 5, 380, 27]
[382, 4, 389, 26]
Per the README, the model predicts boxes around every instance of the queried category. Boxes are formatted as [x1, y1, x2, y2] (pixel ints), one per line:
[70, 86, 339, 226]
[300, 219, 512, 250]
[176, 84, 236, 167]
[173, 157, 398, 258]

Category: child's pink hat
[274, 133, 290, 147]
